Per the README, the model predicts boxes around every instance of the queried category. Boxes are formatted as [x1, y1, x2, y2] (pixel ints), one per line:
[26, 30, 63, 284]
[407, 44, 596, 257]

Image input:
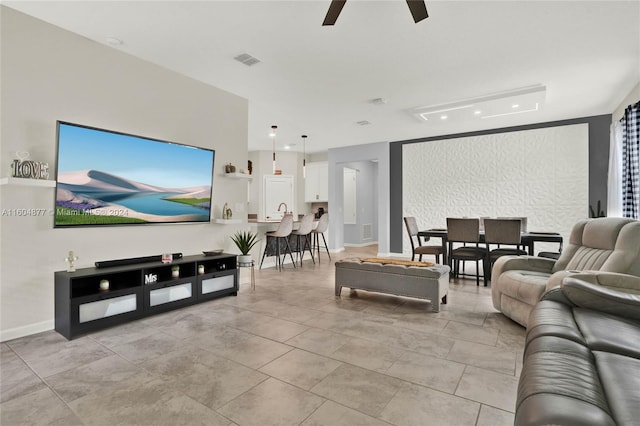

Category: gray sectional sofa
[516, 277, 640, 426]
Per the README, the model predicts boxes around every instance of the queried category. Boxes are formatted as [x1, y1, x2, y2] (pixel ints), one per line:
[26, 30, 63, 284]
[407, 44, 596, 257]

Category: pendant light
[301, 135, 307, 178]
[270, 125, 277, 174]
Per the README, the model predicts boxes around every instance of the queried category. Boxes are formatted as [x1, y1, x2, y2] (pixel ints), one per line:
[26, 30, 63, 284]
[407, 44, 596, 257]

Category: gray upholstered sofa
[492, 217, 640, 327]
[516, 276, 640, 425]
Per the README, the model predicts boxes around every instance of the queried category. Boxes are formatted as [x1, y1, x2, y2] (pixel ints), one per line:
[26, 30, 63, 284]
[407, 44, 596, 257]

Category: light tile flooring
[1, 246, 526, 425]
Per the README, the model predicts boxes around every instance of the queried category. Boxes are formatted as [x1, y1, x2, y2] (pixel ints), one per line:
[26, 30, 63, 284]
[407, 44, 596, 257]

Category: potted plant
[231, 230, 260, 264]
[171, 265, 180, 278]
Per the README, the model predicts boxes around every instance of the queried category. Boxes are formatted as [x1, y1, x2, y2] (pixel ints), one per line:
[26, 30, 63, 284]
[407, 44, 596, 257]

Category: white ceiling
[5, 0, 640, 153]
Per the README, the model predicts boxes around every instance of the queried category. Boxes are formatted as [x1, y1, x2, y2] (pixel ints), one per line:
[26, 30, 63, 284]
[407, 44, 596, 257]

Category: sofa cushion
[525, 300, 586, 346]
[574, 308, 640, 358]
[524, 335, 592, 360]
[563, 246, 612, 271]
[516, 346, 615, 426]
[581, 218, 629, 250]
[496, 270, 549, 305]
[593, 351, 640, 426]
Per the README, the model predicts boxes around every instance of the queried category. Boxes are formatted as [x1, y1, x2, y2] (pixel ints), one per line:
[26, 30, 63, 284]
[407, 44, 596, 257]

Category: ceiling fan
[322, 0, 428, 26]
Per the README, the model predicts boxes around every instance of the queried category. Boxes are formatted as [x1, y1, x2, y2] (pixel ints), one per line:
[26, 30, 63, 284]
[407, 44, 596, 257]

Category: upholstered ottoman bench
[334, 258, 450, 312]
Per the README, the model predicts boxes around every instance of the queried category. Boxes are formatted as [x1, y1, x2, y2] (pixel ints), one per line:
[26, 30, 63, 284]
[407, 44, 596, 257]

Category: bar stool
[311, 213, 330, 262]
[291, 213, 315, 266]
[260, 214, 296, 271]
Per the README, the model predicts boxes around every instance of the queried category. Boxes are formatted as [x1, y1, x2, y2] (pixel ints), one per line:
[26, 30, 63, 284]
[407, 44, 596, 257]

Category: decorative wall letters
[10, 152, 49, 180]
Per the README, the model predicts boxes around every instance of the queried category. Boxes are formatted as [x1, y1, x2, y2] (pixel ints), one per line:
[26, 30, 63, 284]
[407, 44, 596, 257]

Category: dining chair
[446, 217, 489, 286]
[484, 218, 527, 274]
[404, 217, 444, 263]
[497, 216, 528, 233]
[291, 213, 316, 266]
[259, 214, 296, 271]
[311, 213, 330, 262]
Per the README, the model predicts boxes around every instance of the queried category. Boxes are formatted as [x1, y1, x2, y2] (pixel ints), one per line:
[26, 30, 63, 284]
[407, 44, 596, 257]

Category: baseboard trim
[343, 242, 378, 248]
[1, 320, 54, 342]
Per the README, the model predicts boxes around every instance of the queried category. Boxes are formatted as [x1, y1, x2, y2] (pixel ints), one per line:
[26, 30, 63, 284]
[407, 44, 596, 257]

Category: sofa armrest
[492, 255, 555, 277]
[566, 272, 640, 295]
[560, 277, 640, 321]
[546, 269, 600, 292]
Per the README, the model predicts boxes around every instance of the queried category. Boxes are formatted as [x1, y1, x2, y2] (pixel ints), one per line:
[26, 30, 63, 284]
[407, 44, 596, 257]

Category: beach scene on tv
[55, 123, 214, 226]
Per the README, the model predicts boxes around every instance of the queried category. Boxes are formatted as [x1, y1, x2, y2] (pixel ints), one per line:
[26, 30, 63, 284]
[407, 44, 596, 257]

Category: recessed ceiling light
[284, 145, 291, 150]
[512, 104, 519, 108]
[105, 36, 123, 45]
[440, 115, 448, 120]
[482, 103, 540, 119]
[474, 110, 482, 115]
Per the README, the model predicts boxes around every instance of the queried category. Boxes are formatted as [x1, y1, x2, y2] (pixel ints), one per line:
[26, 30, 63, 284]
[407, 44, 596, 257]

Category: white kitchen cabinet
[260, 175, 295, 221]
[304, 162, 328, 202]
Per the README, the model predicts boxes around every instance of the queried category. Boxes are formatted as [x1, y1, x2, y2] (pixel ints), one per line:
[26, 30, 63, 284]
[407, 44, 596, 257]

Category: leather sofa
[516, 276, 640, 425]
[492, 217, 640, 327]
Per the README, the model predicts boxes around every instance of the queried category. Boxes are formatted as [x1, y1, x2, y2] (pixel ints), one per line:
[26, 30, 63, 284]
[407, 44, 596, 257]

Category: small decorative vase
[238, 255, 252, 264]
[171, 266, 180, 278]
[198, 265, 205, 275]
[99, 279, 110, 291]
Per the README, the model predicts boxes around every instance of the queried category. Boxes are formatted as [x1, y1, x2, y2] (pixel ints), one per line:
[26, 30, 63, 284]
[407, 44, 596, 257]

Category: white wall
[612, 81, 640, 122]
[402, 124, 589, 256]
[328, 142, 390, 254]
[0, 7, 249, 341]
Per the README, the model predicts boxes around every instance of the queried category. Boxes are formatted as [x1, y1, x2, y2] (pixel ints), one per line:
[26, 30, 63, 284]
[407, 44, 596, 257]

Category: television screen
[54, 121, 215, 227]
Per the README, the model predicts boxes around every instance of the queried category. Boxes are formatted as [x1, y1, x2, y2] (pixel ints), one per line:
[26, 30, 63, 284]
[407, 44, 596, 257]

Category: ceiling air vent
[356, 120, 371, 126]
[234, 53, 261, 66]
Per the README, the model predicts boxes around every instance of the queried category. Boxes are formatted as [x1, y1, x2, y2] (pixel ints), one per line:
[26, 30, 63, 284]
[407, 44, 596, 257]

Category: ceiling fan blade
[406, 0, 428, 23]
[323, 0, 347, 26]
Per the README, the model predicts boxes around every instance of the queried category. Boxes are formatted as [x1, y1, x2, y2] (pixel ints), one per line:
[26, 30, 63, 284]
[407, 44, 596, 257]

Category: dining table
[417, 228, 563, 265]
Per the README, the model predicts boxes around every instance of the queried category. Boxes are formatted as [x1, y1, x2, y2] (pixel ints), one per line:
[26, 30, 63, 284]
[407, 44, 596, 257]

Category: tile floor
[0, 246, 526, 425]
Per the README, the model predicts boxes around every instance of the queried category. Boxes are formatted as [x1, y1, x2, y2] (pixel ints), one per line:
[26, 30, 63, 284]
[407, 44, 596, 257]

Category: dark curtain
[621, 101, 640, 219]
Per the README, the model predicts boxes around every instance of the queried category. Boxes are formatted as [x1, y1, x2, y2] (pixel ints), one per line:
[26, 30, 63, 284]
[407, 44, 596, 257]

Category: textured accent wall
[402, 123, 588, 255]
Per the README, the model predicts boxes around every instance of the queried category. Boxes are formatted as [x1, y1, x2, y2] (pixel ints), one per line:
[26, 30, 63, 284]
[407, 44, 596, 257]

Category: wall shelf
[214, 219, 242, 224]
[224, 173, 253, 180]
[0, 177, 56, 187]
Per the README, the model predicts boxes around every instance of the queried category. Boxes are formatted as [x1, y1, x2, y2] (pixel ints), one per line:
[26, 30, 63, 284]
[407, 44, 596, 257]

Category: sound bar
[95, 253, 183, 269]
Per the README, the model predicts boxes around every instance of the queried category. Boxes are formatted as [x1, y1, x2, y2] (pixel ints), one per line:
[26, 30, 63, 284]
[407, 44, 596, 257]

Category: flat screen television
[54, 121, 215, 227]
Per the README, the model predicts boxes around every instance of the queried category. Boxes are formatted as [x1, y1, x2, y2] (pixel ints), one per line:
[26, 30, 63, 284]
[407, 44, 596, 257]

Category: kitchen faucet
[277, 202, 289, 215]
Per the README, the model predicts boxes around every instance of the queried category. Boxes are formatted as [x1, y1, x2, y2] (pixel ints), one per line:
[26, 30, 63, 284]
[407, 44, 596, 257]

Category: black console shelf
[55, 254, 238, 339]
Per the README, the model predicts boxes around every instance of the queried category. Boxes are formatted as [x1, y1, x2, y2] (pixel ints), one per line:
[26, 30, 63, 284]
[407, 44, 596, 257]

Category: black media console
[55, 254, 238, 340]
